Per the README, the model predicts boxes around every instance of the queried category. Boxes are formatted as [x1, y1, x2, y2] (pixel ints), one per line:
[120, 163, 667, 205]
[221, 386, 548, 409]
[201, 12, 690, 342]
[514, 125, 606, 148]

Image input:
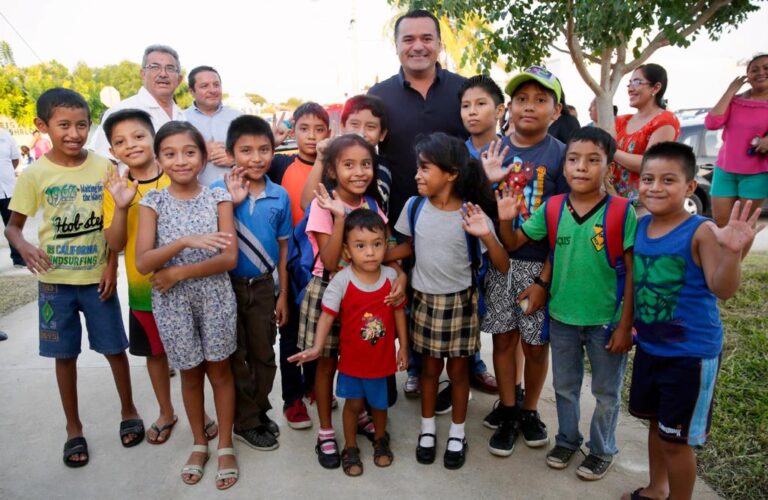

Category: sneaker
[576, 454, 614, 481]
[284, 399, 312, 430]
[483, 400, 503, 430]
[545, 445, 578, 470]
[404, 375, 421, 398]
[488, 417, 520, 457]
[435, 381, 452, 415]
[470, 370, 499, 394]
[260, 412, 280, 437]
[520, 409, 549, 447]
[234, 426, 279, 451]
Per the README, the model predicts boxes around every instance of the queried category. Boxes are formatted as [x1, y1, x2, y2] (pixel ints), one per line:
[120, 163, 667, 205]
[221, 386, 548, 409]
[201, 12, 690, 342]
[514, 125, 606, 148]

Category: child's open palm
[707, 200, 765, 254]
[481, 139, 510, 184]
[495, 186, 522, 221]
[461, 202, 491, 237]
[314, 183, 346, 217]
[224, 167, 250, 205]
[104, 165, 138, 209]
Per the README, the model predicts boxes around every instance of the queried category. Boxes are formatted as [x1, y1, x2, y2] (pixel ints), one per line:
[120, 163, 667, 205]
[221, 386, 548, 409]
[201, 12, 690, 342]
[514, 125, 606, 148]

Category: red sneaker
[284, 399, 312, 430]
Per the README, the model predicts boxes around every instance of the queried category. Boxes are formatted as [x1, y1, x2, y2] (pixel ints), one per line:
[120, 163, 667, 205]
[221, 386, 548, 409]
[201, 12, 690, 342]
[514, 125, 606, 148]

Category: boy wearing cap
[480, 66, 568, 458]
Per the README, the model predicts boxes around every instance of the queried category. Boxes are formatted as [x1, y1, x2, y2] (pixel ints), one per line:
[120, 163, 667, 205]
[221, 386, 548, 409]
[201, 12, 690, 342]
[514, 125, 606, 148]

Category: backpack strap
[603, 194, 632, 329]
[544, 194, 568, 259]
[406, 196, 427, 255]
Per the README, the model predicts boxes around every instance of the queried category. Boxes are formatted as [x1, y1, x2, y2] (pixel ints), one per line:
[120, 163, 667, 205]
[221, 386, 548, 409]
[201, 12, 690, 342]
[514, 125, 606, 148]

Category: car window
[678, 127, 700, 153]
[703, 130, 723, 158]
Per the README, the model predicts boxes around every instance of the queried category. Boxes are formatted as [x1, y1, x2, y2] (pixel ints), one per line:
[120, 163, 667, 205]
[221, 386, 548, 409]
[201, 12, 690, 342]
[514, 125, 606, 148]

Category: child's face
[564, 140, 608, 195]
[342, 109, 387, 147]
[35, 107, 90, 159]
[460, 87, 504, 139]
[294, 114, 330, 159]
[747, 56, 768, 93]
[344, 226, 386, 273]
[156, 132, 204, 186]
[232, 134, 273, 183]
[331, 144, 374, 200]
[109, 119, 155, 170]
[508, 82, 560, 137]
[639, 158, 696, 217]
[414, 156, 456, 198]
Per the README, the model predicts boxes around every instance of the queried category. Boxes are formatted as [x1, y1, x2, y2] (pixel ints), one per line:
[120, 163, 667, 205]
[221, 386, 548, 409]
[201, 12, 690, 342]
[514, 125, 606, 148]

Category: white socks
[419, 417, 436, 447]
[447, 422, 465, 452]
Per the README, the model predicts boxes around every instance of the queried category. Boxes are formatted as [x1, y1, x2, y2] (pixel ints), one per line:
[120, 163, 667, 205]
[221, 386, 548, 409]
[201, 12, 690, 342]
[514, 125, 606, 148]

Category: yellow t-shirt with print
[9, 152, 111, 285]
[103, 171, 170, 311]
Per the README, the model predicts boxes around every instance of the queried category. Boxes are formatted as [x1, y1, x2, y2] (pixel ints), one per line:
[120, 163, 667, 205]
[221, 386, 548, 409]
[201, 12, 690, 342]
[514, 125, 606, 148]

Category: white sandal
[181, 444, 209, 485]
[216, 447, 239, 490]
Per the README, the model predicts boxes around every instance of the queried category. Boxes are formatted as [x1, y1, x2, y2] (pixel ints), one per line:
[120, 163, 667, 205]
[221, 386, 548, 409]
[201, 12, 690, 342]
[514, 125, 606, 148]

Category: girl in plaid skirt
[389, 132, 510, 469]
[297, 135, 406, 468]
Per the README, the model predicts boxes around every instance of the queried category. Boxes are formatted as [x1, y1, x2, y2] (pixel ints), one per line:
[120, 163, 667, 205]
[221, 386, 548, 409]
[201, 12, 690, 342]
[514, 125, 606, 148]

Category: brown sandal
[341, 447, 363, 477]
[373, 433, 394, 467]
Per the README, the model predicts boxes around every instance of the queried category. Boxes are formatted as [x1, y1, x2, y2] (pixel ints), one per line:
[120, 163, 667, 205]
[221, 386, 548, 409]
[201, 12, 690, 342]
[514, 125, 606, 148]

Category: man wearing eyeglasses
[89, 44, 186, 161]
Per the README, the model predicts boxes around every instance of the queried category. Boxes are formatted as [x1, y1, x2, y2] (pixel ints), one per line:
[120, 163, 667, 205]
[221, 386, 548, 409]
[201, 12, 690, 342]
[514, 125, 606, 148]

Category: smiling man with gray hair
[89, 44, 186, 160]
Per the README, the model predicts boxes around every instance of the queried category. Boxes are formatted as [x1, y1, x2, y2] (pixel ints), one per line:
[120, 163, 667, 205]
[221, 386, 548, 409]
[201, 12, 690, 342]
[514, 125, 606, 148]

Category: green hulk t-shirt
[521, 195, 637, 326]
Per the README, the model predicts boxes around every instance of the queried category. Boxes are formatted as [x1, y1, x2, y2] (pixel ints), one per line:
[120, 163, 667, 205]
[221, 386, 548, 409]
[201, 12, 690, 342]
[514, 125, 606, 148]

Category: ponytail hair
[637, 63, 669, 109]
[413, 132, 497, 217]
[321, 134, 381, 207]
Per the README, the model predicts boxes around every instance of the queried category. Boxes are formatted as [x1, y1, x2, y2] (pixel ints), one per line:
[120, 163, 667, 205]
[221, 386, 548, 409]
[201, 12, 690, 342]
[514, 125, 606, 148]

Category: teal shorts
[710, 167, 768, 199]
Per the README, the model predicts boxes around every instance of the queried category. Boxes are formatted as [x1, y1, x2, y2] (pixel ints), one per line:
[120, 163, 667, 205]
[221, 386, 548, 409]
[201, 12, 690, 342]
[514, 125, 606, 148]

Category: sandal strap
[218, 447, 235, 457]
[446, 437, 465, 443]
[191, 444, 209, 454]
[216, 468, 239, 479]
[120, 418, 145, 434]
[418, 432, 436, 439]
[181, 465, 204, 477]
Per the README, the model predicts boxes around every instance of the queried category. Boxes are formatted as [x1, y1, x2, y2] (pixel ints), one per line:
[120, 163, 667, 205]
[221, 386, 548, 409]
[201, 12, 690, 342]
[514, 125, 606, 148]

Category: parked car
[676, 112, 721, 215]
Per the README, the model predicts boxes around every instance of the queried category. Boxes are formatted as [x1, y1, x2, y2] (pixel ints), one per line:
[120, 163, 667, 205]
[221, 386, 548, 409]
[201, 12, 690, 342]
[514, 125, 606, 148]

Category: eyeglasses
[143, 64, 180, 75]
[627, 79, 651, 89]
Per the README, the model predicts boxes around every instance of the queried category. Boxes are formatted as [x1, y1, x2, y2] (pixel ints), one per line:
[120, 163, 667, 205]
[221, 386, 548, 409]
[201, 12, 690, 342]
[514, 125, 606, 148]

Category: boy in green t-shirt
[5, 88, 142, 467]
[496, 126, 636, 481]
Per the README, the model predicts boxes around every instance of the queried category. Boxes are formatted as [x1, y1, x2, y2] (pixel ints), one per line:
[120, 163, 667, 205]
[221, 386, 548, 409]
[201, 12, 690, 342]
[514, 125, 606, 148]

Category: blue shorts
[336, 373, 389, 410]
[38, 283, 128, 358]
[628, 346, 719, 446]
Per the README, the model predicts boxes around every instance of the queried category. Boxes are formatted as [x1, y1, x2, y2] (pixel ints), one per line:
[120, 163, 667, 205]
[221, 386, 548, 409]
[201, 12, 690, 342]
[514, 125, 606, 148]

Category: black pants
[0, 198, 22, 265]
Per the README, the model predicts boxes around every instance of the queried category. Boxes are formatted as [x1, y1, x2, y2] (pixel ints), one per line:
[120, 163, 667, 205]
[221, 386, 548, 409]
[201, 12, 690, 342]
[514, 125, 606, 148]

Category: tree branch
[552, 44, 571, 56]
[626, 0, 729, 72]
[565, 0, 601, 94]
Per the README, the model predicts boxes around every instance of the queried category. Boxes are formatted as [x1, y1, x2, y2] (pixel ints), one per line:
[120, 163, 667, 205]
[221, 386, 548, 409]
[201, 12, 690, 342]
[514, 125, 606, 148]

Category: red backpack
[541, 194, 632, 340]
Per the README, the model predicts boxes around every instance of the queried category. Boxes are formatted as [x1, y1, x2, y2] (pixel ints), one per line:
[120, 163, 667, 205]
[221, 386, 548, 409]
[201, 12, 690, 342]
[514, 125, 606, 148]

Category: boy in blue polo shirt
[213, 115, 292, 451]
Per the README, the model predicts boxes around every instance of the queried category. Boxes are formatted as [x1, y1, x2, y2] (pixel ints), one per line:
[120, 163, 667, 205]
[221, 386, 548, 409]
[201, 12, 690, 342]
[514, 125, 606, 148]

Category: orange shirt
[280, 156, 315, 226]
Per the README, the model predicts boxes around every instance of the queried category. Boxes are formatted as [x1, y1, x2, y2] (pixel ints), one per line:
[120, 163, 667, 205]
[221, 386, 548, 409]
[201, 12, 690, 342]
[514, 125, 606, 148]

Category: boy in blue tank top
[625, 142, 764, 500]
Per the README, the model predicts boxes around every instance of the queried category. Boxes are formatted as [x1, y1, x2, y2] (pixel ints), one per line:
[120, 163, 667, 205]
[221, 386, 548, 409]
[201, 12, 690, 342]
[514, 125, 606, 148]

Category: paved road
[0, 215, 724, 500]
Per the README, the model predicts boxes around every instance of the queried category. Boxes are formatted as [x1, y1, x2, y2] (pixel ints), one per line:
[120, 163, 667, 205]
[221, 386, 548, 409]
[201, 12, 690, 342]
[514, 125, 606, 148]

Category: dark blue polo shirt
[369, 65, 468, 222]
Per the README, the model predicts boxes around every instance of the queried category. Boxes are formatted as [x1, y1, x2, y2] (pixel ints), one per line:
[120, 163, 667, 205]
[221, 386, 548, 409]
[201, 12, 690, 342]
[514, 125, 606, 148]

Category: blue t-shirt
[489, 134, 568, 262]
[211, 177, 292, 279]
[633, 215, 723, 359]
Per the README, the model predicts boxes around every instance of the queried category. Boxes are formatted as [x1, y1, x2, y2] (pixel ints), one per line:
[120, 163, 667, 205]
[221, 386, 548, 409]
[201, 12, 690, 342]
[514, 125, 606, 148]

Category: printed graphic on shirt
[634, 254, 686, 343]
[505, 157, 547, 224]
[45, 182, 105, 269]
[591, 224, 605, 252]
[360, 312, 386, 346]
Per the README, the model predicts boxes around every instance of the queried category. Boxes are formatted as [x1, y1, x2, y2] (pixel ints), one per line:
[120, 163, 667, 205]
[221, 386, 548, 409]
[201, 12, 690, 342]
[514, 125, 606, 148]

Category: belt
[230, 274, 272, 286]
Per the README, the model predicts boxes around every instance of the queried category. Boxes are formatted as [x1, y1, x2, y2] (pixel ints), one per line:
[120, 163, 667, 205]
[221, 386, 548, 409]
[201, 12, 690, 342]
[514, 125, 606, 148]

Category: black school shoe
[488, 417, 520, 457]
[260, 411, 280, 437]
[416, 433, 436, 464]
[234, 425, 279, 451]
[520, 409, 549, 447]
[315, 437, 341, 469]
[443, 437, 467, 469]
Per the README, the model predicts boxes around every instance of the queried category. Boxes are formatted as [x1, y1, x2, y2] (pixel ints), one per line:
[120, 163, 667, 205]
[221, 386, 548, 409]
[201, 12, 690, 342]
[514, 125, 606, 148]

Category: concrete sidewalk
[0, 227, 721, 499]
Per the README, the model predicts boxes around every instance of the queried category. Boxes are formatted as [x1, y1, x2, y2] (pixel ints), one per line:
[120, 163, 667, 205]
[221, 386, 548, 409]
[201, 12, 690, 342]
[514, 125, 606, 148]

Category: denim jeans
[549, 319, 627, 459]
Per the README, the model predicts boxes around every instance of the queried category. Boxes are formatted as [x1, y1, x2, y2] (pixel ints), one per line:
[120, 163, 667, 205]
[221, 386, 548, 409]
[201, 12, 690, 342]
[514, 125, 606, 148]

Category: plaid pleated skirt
[297, 275, 340, 357]
[410, 288, 480, 358]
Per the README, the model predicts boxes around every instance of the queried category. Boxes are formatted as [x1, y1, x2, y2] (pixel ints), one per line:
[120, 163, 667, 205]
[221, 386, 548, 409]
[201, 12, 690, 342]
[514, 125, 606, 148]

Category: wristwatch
[533, 276, 550, 291]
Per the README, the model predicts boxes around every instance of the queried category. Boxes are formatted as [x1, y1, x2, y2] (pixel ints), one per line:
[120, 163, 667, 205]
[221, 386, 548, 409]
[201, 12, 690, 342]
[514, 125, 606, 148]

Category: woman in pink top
[30, 130, 52, 160]
[611, 63, 680, 210]
[705, 53, 768, 235]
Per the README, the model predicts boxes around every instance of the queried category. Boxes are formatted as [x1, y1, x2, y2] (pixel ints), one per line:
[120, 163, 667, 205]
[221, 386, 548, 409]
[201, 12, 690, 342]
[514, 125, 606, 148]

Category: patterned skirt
[410, 288, 480, 358]
[297, 275, 339, 357]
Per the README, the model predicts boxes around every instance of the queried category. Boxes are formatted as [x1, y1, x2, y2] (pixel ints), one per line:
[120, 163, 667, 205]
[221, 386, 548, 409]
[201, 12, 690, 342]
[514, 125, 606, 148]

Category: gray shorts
[481, 258, 547, 345]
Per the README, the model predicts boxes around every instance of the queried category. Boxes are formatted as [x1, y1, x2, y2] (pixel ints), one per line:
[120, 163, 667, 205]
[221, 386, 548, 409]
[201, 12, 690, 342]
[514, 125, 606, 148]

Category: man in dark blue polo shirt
[369, 9, 498, 414]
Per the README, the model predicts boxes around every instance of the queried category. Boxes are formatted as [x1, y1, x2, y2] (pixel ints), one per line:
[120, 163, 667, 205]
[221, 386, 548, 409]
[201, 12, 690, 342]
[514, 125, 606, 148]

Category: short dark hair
[226, 115, 275, 154]
[188, 65, 220, 90]
[642, 141, 697, 181]
[460, 75, 504, 106]
[36, 88, 90, 124]
[637, 63, 669, 109]
[341, 95, 389, 133]
[510, 80, 557, 106]
[343, 208, 386, 241]
[567, 126, 617, 163]
[103, 109, 155, 145]
[293, 102, 329, 128]
[154, 121, 208, 166]
[394, 9, 441, 41]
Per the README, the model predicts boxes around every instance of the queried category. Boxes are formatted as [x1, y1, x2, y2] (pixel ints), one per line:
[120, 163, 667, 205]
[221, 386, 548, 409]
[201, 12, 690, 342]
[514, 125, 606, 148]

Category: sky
[1, 1, 766, 120]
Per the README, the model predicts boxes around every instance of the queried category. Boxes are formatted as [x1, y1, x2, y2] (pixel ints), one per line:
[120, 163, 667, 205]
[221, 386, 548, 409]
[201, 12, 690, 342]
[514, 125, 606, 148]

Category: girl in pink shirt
[705, 53, 768, 237]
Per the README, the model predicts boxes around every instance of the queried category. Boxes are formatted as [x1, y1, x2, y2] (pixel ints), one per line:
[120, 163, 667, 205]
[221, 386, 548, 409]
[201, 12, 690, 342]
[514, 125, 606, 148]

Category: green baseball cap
[505, 65, 562, 103]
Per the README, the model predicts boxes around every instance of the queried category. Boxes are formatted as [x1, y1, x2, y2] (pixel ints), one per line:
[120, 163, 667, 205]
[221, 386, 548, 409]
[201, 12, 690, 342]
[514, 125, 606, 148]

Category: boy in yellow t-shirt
[5, 88, 143, 467]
